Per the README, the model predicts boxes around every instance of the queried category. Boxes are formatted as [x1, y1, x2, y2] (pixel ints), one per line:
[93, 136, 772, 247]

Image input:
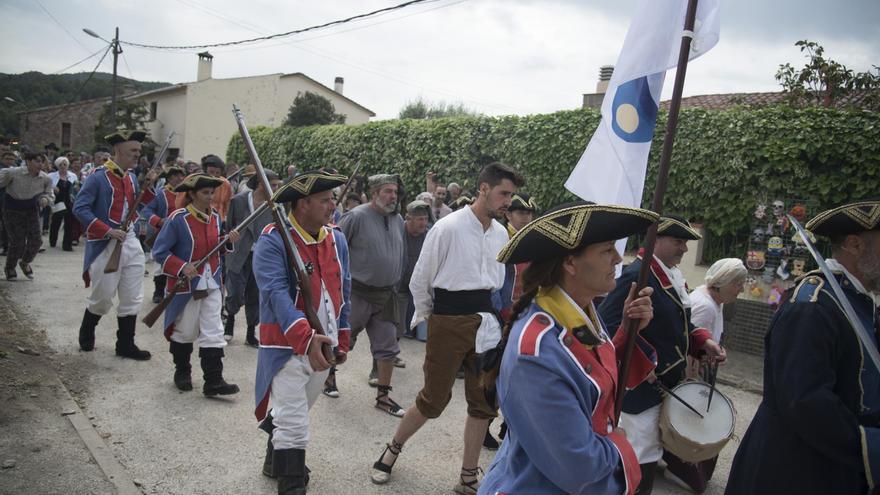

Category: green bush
[228, 106, 880, 261]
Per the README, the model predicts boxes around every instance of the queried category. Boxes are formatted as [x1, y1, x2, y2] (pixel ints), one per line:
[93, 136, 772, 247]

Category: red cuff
[613, 328, 657, 389]
[500, 308, 512, 324]
[608, 430, 641, 495]
[285, 318, 315, 356]
[162, 255, 187, 278]
[148, 215, 163, 229]
[688, 328, 712, 358]
[86, 218, 111, 239]
[337, 328, 351, 353]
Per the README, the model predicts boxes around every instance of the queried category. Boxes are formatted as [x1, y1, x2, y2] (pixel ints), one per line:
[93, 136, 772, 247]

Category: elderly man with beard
[370, 163, 523, 494]
[336, 174, 407, 416]
[726, 199, 880, 495]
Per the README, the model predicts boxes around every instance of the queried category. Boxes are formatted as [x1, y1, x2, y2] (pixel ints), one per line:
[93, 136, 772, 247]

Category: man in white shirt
[370, 163, 524, 495]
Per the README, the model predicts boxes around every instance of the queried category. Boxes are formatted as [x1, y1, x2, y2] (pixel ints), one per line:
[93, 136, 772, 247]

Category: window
[150, 101, 158, 120]
[61, 122, 71, 148]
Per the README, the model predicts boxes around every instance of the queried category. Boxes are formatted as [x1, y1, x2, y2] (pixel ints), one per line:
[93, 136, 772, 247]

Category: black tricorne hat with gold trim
[497, 201, 659, 264]
[657, 214, 701, 240]
[451, 195, 474, 210]
[173, 173, 224, 193]
[104, 130, 147, 146]
[273, 169, 348, 204]
[509, 192, 538, 212]
[805, 199, 880, 237]
[160, 166, 185, 179]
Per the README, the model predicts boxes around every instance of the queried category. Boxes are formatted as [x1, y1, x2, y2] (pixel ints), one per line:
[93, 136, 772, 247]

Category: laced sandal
[454, 467, 483, 495]
[371, 439, 403, 484]
[375, 385, 405, 417]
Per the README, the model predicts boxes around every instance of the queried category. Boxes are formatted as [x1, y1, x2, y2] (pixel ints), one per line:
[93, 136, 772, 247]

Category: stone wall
[19, 97, 109, 152]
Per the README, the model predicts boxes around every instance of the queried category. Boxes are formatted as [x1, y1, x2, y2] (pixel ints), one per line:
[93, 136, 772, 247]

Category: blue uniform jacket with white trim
[726, 270, 880, 494]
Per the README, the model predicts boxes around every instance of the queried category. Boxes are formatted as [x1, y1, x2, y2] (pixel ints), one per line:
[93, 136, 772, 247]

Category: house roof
[659, 89, 878, 110]
[18, 95, 112, 114]
[281, 72, 375, 116]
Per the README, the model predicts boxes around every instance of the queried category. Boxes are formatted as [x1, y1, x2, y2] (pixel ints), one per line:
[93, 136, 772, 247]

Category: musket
[226, 167, 245, 183]
[787, 214, 880, 372]
[104, 131, 175, 273]
[142, 201, 269, 327]
[334, 161, 362, 208]
[232, 104, 335, 364]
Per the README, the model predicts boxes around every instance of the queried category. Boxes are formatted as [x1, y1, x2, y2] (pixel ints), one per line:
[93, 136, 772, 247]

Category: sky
[2, 0, 878, 120]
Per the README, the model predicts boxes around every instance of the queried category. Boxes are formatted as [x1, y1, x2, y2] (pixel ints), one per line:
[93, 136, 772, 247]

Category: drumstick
[706, 360, 719, 412]
[654, 381, 705, 419]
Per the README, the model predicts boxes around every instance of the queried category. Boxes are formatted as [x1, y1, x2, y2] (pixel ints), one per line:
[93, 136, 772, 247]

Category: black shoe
[5, 267, 16, 280]
[62, 246, 73, 252]
[200, 347, 239, 396]
[152, 294, 163, 304]
[223, 315, 235, 342]
[170, 341, 193, 391]
[483, 430, 500, 450]
[18, 261, 33, 279]
[152, 275, 166, 304]
[275, 448, 307, 495]
[245, 325, 259, 347]
[78, 309, 101, 351]
[115, 315, 151, 360]
[323, 370, 339, 398]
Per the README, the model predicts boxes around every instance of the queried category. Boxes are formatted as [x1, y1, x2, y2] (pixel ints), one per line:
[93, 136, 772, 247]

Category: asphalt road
[0, 243, 761, 494]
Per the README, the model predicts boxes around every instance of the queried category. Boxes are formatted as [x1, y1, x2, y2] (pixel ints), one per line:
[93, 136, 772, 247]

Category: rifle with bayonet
[334, 161, 362, 208]
[104, 131, 175, 273]
[232, 104, 335, 364]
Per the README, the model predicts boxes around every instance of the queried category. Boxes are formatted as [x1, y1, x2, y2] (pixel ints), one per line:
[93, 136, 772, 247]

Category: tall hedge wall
[227, 106, 880, 260]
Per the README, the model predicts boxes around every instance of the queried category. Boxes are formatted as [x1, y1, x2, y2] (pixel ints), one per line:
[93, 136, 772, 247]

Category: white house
[128, 52, 374, 161]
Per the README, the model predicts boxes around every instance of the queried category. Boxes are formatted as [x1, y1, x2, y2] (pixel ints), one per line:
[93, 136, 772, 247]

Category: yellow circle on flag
[615, 104, 640, 134]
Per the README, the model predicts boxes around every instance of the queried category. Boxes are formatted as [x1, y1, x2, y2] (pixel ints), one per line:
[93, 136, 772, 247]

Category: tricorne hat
[805, 199, 880, 237]
[105, 130, 147, 146]
[509, 192, 537, 212]
[160, 166, 185, 179]
[497, 201, 659, 264]
[174, 172, 224, 193]
[657, 214, 701, 240]
[273, 170, 348, 204]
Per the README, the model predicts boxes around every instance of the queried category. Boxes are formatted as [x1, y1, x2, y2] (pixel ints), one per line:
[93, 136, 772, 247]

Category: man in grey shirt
[337, 173, 406, 417]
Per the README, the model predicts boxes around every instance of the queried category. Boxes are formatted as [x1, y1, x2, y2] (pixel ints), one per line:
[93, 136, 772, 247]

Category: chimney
[596, 65, 614, 94]
[334, 76, 344, 94]
[197, 51, 213, 81]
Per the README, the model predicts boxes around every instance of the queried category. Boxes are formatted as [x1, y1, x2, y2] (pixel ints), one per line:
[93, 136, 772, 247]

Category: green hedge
[227, 106, 880, 260]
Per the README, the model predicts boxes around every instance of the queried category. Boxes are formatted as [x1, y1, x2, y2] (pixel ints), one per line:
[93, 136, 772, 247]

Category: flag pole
[615, 0, 701, 424]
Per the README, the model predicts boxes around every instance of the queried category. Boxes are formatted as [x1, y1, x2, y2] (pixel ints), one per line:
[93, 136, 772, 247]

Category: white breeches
[87, 234, 144, 317]
[170, 289, 226, 348]
[618, 404, 663, 463]
[269, 355, 329, 450]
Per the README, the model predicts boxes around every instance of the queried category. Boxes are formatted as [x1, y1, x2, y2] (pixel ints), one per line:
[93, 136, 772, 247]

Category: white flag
[565, 0, 720, 251]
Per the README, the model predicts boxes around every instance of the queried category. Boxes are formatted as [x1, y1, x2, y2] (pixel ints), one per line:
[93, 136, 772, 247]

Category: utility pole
[111, 27, 121, 130]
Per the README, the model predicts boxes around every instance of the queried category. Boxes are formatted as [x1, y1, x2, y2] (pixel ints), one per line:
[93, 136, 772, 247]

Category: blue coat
[599, 255, 711, 414]
[142, 186, 176, 230]
[252, 218, 351, 421]
[726, 270, 880, 494]
[151, 205, 226, 340]
[72, 163, 154, 285]
[481, 287, 655, 495]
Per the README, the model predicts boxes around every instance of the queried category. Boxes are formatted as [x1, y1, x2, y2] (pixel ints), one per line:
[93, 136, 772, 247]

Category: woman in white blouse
[690, 258, 747, 345]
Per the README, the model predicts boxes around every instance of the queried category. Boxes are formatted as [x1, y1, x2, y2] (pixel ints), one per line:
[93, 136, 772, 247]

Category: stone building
[18, 96, 110, 152]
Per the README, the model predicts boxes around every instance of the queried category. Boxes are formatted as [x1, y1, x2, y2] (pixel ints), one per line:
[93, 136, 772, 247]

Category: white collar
[654, 255, 692, 308]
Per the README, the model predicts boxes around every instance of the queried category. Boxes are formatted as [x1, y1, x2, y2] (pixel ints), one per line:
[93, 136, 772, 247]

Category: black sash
[433, 288, 494, 316]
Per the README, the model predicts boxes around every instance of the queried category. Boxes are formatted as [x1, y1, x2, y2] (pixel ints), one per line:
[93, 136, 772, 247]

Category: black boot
[263, 436, 276, 478]
[483, 419, 500, 450]
[200, 347, 239, 396]
[636, 461, 658, 495]
[275, 448, 307, 495]
[152, 275, 166, 304]
[169, 341, 193, 391]
[245, 325, 259, 347]
[78, 309, 101, 351]
[115, 315, 151, 360]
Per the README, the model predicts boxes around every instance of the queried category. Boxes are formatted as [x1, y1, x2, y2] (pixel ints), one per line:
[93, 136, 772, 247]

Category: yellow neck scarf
[535, 285, 604, 348]
[288, 212, 326, 244]
[186, 204, 210, 224]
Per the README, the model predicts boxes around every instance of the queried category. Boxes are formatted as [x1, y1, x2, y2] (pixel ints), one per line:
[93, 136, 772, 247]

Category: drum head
[665, 382, 735, 446]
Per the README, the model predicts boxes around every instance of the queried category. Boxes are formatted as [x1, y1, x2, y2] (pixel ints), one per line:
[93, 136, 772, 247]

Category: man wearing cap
[397, 199, 430, 340]
[252, 170, 352, 495]
[371, 162, 523, 494]
[73, 130, 157, 360]
[599, 215, 726, 494]
[726, 199, 880, 495]
[143, 166, 186, 303]
[224, 169, 281, 346]
[336, 173, 407, 414]
[0, 151, 54, 280]
[152, 173, 241, 395]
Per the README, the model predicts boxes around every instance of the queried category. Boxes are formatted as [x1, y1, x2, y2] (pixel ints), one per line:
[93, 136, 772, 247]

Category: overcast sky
[3, 0, 878, 119]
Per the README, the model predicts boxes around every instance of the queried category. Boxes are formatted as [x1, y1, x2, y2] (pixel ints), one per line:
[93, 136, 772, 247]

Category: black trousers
[49, 205, 73, 249]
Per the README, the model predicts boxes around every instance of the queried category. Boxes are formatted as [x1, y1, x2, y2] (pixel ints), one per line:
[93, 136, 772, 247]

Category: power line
[120, 50, 134, 80]
[31, 0, 91, 53]
[40, 44, 113, 124]
[121, 0, 440, 50]
[49, 45, 109, 75]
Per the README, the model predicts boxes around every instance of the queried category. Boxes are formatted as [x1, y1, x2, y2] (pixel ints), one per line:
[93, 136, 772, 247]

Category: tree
[284, 91, 346, 127]
[398, 98, 480, 119]
[93, 100, 152, 150]
[776, 40, 880, 109]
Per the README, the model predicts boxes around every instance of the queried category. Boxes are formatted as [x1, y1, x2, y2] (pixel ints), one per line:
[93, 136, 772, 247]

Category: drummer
[479, 201, 659, 495]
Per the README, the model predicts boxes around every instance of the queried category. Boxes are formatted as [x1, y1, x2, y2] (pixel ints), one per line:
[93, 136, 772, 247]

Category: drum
[659, 381, 736, 463]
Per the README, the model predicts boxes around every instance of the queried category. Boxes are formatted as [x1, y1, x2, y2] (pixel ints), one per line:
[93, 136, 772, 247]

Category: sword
[787, 214, 880, 373]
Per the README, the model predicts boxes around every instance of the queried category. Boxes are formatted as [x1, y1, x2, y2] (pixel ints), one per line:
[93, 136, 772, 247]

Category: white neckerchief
[826, 258, 879, 307]
[655, 255, 692, 308]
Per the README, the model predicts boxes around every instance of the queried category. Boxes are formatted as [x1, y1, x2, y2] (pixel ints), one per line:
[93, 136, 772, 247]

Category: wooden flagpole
[615, 0, 701, 423]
